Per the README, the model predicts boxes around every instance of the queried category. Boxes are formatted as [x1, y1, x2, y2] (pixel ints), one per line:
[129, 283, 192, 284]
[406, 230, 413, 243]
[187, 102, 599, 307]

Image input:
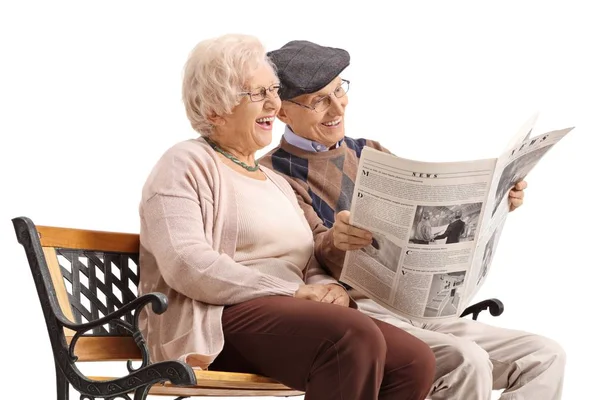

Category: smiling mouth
[322, 118, 342, 127]
[256, 116, 275, 129]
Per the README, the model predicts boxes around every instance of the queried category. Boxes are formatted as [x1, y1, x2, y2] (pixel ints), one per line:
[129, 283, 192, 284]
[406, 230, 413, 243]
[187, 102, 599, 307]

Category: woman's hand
[321, 283, 350, 306]
[294, 284, 350, 307]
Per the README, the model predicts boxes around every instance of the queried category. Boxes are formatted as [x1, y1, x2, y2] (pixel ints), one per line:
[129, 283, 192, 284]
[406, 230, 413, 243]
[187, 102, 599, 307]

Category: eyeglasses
[286, 79, 350, 112]
[239, 83, 281, 102]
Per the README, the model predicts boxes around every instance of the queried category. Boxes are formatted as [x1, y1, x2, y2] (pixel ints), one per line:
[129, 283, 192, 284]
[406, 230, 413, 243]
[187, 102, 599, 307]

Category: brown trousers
[210, 296, 435, 400]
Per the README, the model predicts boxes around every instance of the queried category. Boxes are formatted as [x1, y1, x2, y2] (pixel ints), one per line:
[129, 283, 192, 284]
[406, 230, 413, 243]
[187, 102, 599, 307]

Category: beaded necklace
[203, 137, 260, 172]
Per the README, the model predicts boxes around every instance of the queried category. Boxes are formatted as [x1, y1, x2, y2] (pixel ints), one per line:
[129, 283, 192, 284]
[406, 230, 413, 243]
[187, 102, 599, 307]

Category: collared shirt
[283, 125, 342, 152]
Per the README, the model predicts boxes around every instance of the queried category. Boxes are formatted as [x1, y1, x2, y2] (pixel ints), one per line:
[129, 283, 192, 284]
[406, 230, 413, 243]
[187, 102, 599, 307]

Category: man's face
[277, 77, 348, 148]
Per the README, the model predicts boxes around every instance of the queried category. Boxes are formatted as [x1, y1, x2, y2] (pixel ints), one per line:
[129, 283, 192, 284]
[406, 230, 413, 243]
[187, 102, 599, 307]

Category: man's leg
[211, 296, 435, 400]
[358, 298, 565, 400]
[424, 317, 565, 400]
[358, 299, 494, 400]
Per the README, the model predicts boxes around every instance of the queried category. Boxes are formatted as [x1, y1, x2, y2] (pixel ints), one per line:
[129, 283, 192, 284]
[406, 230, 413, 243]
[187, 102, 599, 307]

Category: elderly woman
[138, 34, 435, 400]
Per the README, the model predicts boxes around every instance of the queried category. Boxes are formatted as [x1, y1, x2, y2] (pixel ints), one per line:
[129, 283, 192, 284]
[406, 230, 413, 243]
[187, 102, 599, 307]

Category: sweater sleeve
[309, 139, 394, 277]
[141, 192, 300, 306]
[267, 171, 345, 284]
[304, 259, 339, 286]
[282, 178, 347, 280]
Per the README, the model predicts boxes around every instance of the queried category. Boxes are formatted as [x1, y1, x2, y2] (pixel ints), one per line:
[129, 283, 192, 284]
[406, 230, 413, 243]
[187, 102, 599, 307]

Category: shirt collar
[283, 125, 342, 152]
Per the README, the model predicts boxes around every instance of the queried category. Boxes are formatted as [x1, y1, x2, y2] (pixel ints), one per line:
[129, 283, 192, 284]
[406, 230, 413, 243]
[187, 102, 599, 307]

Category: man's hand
[509, 180, 528, 212]
[294, 284, 350, 307]
[333, 210, 373, 251]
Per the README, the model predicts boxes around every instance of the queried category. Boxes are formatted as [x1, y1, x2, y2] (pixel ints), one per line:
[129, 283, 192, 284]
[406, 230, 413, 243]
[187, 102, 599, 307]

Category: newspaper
[339, 115, 574, 322]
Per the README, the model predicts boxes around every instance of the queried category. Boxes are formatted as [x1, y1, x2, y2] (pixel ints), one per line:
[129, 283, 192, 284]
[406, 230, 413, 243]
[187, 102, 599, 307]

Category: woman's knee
[385, 333, 436, 392]
[412, 338, 436, 387]
[336, 310, 388, 364]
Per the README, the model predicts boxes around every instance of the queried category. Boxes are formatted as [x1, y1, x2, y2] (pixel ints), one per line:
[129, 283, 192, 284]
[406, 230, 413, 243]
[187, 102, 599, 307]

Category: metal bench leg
[56, 365, 69, 400]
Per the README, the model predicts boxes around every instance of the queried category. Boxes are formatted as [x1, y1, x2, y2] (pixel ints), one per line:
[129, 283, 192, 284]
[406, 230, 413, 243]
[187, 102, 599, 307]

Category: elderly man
[259, 40, 565, 400]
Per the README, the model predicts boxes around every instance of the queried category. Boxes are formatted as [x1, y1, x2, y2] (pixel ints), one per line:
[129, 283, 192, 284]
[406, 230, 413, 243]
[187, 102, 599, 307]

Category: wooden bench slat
[88, 376, 303, 396]
[37, 225, 139, 253]
[66, 336, 142, 361]
[192, 370, 288, 388]
[149, 385, 304, 397]
[87, 369, 301, 392]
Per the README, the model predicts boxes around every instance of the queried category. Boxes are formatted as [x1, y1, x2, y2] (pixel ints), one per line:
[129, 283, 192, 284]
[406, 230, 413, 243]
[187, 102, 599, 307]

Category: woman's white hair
[182, 34, 275, 135]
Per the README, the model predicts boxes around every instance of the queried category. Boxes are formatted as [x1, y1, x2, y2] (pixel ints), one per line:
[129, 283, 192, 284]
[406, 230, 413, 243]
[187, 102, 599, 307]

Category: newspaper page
[339, 149, 496, 322]
[465, 126, 574, 305]
[339, 118, 574, 323]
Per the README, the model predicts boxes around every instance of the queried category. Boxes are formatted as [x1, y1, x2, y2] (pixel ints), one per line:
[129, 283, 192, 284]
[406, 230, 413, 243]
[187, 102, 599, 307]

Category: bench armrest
[63, 291, 198, 395]
[460, 298, 504, 320]
[57, 292, 167, 334]
[65, 293, 167, 368]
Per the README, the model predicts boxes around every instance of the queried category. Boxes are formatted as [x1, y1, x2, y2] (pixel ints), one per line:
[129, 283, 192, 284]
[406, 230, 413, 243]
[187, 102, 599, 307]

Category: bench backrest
[13, 217, 143, 362]
[13, 216, 305, 397]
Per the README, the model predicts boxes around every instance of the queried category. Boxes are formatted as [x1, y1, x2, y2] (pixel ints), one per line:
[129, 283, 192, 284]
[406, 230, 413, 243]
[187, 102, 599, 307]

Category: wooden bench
[12, 216, 503, 399]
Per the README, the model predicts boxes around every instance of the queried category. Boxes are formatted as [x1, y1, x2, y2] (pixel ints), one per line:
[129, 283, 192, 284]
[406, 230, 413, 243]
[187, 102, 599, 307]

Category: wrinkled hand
[294, 284, 349, 307]
[509, 180, 528, 212]
[321, 284, 350, 307]
[333, 210, 373, 251]
[294, 284, 329, 302]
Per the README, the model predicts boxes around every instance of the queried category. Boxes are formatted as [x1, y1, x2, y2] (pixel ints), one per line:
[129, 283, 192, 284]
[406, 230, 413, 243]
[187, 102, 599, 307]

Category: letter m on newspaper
[339, 114, 574, 323]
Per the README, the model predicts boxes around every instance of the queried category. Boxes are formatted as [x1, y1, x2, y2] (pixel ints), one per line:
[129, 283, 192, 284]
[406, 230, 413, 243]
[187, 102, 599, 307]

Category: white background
[1, 1, 598, 399]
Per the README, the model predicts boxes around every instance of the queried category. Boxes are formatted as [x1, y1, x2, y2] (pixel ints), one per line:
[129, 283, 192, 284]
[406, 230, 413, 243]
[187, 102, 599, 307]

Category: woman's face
[216, 63, 281, 154]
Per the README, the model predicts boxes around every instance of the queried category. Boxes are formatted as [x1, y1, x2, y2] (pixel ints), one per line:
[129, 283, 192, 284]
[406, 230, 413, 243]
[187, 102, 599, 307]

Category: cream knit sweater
[138, 138, 338, 369]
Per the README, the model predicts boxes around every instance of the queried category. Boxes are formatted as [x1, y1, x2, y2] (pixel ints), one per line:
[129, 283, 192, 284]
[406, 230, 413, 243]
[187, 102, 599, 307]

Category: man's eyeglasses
[239, 83, 281, 102]
[286, 79, 350, 112]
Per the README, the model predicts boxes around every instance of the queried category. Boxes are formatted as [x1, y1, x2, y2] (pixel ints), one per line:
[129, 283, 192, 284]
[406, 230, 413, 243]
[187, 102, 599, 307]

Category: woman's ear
[207, 112, 226, 126]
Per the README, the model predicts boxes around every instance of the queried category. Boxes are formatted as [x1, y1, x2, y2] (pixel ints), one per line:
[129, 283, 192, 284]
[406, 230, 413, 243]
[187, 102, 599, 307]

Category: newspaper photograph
[339, 115, 574, 322]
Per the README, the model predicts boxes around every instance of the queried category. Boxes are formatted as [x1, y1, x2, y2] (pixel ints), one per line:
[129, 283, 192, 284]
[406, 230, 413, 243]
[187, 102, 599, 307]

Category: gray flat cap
[267, 40, 350, 100]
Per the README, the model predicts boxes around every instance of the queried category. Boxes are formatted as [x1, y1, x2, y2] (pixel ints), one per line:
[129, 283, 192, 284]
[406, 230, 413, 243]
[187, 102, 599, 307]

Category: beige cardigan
[138, 138, 338, 369]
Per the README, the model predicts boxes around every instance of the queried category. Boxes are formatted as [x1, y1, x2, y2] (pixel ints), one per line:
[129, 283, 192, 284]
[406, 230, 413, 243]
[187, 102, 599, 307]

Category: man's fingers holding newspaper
[509, 180, 528, 212]
[333, 210, 373, 251]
